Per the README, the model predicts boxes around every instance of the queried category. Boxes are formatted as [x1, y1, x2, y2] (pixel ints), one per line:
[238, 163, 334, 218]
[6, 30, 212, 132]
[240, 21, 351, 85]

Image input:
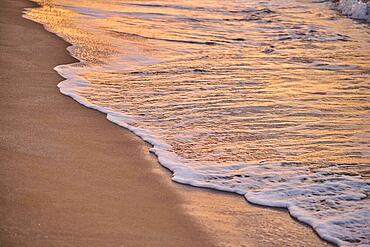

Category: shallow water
[26, 0, 370, 246]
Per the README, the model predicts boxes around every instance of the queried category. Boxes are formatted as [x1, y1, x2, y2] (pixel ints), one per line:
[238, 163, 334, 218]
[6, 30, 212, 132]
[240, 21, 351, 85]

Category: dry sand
[0, 0, 331, 246]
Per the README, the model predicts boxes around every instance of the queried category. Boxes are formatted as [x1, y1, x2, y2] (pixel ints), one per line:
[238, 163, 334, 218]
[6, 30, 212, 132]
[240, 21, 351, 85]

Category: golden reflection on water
[28, 0, 117, 63]
[28, 0, 370, 176]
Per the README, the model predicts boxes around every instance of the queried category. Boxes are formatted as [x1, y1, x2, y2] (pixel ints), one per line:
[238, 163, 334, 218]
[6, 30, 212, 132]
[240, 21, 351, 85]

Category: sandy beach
[0, 0, 331, 246]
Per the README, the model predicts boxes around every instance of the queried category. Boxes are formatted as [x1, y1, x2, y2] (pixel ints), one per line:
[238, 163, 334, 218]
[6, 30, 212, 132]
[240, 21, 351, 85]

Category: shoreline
[1, 0, 331, 246]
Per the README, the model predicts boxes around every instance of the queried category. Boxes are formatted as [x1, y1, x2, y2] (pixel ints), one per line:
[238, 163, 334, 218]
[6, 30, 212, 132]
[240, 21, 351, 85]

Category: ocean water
[25, 0, 370, 246]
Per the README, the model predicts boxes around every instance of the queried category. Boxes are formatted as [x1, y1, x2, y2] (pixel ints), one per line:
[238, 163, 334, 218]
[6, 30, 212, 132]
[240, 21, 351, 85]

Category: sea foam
[337, 0, 370, 22]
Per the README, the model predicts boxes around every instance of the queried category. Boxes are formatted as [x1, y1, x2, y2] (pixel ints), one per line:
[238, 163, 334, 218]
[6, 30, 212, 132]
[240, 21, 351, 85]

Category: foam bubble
[337, 0, 370, 22]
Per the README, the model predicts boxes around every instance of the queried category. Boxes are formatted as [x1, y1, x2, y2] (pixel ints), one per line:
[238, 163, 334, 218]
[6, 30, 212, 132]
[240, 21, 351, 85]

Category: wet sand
[0, 0, 330, 246]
